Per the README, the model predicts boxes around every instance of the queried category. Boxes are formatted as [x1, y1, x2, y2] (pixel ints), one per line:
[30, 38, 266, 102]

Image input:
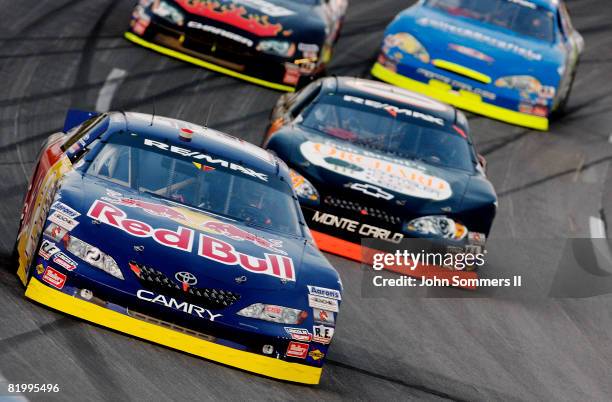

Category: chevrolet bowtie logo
[348, 183, 394, 200]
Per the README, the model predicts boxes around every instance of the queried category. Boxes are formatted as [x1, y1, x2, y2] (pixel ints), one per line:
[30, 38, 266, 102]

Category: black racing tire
[553, 63, 578, 118]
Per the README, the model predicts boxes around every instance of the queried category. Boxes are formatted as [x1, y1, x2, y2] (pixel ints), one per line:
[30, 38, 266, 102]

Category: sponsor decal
[48, 211, 79, 231]
[103, 189, 187, 220]
[283, 63, 300, 85]
[88, 200, 296, 281]
[343, 95, 444, 126]
[137, 290, 222, 321]
[313, 308, 335, 325]
[39, 240, 61, 260]
[44, 223, 68, 242]
[285, 341, 309, 359]
[312, 325, 334, 344]
[51, 201, 81, 218]
[308, 349, 325, 361]
[176, 0, 286, 36]
[347, 78, 449, 112]
[144, 139, 268, 182]
[449, 43, 494, 63]
[308, 294, 339, 313]
[202, 221, 285, 255]
[416, 68, 497, 101]
[285, 327, 312, 342]
[52, 253, 77, 271]
[42, 267, 66, 289]
[348, 183, 394, 200]
[417, 18, 542, 61]
[187, 21, 253, 47]
[300, 141, 453, 201]
[307, 285, 341, 300]
[312, 211, 404, 244]
[468, 232, 486, 246]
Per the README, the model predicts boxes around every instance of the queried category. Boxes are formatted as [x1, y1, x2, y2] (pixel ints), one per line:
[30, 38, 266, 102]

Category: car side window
[287, 81, 323, 117]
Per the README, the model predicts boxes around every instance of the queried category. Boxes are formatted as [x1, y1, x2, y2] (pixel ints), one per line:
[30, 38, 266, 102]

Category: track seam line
[326, 359, 469, 401]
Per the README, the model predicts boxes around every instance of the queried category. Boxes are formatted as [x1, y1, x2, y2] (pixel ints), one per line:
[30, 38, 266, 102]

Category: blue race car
[371, 0, 584, 131]
[13, 110, 341, 384]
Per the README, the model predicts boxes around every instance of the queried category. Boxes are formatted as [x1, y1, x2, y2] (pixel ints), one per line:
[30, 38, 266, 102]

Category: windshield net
[87, 132, 302, 236]
[301, 94, 474, 171]
[427, 0, 555, 42]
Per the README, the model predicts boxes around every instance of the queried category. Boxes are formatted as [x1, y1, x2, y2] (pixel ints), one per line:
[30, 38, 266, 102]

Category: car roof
[530, 0, 560, 11]
[109, 111, 283, 178]
[324, 77, 458, 125]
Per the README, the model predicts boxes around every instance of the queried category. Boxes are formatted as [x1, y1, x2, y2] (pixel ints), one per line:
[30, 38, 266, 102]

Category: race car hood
[390, 6, 565, 85]
[174, 0, 326, 40]
[54, 172, 332, 292]
[283, 128, 474, 213]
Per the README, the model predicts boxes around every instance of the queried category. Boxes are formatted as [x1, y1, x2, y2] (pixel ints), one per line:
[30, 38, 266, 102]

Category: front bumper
[371, 62, 549, 131]
[25, 275, 322, 384]
[125, 32, 297, 92]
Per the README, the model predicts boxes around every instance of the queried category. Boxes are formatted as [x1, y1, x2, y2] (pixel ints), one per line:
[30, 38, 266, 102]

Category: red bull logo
[102, 190, 186, 221]
[87, 200, 296, 281]
[203, 221, 285, 255]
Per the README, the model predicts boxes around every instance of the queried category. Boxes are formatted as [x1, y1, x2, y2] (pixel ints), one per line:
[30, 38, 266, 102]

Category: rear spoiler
[63, 109, 99, 133]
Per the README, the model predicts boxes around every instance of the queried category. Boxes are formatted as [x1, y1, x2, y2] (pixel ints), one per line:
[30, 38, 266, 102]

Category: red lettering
[267, 254, 282, 277]
[238, 253, 269, 272]
[281, 256, 295, 281]
[121, 219, 152, 237]
[87, 200, 125, 226]
[198, 234, 237, 265]
[154, 226, 193, 251]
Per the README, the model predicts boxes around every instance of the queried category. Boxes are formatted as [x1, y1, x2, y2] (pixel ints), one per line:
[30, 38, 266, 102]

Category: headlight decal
[152, 0, 184, 26]
[237, 303, 307, 324]
[289, 169, 319, 202]
[382, 32, 430, 63]
[64, 234, 124, 280]
[405, 216, 467, 241]
[257, 40, 296, 57]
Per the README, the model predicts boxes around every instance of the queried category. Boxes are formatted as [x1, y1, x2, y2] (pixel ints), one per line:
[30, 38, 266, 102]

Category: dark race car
[263, 77, 497, 270]
[14, 110, 342, 384]
[126, 0, 348, 91]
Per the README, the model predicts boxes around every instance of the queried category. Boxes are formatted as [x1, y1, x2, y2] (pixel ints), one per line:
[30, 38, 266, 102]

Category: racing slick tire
[553, 62, 579, 117]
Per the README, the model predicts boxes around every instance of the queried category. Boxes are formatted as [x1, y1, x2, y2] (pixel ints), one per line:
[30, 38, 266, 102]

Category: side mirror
[477, 154, 487, 172]
[63, 109, 99, 133]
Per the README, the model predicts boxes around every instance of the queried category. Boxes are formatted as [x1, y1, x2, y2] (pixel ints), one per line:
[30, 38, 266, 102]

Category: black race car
[263, 77, 497, 263]
[126, 0, 348, 91]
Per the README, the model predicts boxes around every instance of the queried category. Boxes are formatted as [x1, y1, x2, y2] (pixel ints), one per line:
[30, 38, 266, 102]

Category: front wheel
[553, 64, 578, 117]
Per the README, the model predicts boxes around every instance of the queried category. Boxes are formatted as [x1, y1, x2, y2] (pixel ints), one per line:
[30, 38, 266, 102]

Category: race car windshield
[301, 95, 475, 172]
[86, 132, 303, 237]
[426, 0, 555, 42]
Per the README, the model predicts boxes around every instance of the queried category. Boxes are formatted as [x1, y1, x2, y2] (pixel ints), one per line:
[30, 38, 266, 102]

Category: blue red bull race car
[13, 110, 342, 384]
[371, 0, 584, 131]
[126, 0, 348, 91]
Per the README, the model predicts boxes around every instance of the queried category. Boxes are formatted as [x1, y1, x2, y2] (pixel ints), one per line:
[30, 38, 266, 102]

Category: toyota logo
[175, 271, 198, 286]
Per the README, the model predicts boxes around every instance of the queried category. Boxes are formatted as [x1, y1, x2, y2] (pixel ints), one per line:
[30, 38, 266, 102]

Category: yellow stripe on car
[371, 63, 549, 131]
[432, 59, 492, 84]
[25, 277, 322, 384]
[124, 32, 296, 93]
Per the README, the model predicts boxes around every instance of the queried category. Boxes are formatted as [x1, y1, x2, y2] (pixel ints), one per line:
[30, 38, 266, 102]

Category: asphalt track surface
[0, 1, 611, 401]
